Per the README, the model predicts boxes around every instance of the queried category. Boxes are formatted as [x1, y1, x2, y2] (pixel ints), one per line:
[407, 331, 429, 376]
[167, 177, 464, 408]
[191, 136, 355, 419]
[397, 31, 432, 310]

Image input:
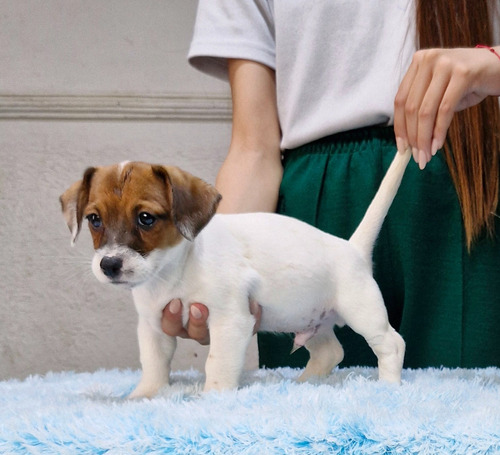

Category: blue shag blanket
[1, 367, 500, 454]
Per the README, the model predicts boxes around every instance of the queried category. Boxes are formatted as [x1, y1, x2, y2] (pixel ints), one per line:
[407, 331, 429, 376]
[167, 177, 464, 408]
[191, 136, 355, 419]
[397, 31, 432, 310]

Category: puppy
[60, 149, 410, 398]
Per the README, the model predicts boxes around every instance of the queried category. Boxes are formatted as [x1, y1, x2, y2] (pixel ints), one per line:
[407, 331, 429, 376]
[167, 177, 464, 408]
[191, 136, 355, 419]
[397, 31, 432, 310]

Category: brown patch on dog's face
[83, 162, 183, 255]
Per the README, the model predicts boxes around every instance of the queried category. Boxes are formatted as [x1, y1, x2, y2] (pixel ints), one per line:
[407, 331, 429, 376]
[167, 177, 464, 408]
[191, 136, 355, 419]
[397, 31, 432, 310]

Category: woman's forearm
[215, 145, 283, 213]
[216, 59, 283, 214]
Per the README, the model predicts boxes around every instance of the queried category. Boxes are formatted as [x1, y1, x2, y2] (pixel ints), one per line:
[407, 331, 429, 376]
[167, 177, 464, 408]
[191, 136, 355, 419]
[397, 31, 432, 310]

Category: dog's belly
[256, 286, 341, 334]
[247, 247, 346, 333]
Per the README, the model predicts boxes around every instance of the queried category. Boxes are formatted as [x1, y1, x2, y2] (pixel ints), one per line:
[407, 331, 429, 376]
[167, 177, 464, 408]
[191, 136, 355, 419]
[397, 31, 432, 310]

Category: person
[162, 0, 500, 369]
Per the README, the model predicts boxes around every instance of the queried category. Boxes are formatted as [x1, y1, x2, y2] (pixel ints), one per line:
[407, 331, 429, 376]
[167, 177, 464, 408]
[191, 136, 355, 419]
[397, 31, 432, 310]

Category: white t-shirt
[188, 0, 416, 150]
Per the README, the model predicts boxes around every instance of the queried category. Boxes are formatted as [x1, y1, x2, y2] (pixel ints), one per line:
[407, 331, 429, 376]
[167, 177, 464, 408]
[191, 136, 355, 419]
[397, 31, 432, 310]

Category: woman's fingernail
[412, 147, 419, 164]
[190, 305, 203, 319]
[169, 299, 181, 314]
[431, 139, 439, 156]
[419, 150, 427, 170]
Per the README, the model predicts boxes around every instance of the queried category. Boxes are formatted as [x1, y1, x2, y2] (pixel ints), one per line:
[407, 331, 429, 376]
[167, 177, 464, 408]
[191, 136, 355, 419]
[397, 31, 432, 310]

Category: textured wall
[0, 0, 258, 380]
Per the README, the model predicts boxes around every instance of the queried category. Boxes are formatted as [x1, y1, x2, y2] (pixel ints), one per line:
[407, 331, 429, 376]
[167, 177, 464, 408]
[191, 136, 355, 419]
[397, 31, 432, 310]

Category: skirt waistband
[284, 126, 396, 157]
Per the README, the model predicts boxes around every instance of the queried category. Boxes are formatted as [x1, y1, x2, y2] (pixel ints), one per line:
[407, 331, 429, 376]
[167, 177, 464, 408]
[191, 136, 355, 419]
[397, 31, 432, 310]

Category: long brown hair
[417, 0, 500, 249]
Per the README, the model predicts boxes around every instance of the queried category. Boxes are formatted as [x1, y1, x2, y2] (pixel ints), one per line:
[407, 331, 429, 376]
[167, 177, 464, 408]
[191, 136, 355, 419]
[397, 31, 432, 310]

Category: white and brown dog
[60, 149, 410, 398]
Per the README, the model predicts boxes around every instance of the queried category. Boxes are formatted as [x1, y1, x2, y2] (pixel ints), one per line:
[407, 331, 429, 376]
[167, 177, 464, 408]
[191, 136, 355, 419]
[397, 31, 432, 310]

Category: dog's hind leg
[298, 329, 344, 382]
[203, 306, 256, 392]
[367, 325, 405, 383]
[338, 279, 405, 384]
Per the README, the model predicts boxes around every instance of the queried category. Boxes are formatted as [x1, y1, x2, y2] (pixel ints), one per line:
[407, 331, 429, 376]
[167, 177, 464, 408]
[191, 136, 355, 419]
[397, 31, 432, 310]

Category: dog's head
[60, 161, 221, 287]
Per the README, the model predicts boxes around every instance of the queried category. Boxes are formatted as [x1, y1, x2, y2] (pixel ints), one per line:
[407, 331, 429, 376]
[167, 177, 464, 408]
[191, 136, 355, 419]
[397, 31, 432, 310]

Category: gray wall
[0, 0, 258, 380]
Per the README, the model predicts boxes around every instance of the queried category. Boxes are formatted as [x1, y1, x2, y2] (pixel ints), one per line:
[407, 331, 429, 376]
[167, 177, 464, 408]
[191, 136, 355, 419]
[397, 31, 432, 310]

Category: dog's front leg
[129, 316, 176, 399]
[204, 309, 255, 392]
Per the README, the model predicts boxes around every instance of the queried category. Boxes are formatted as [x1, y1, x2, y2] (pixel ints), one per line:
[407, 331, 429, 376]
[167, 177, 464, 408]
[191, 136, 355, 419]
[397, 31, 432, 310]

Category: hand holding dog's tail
[349, 148, 411, 262]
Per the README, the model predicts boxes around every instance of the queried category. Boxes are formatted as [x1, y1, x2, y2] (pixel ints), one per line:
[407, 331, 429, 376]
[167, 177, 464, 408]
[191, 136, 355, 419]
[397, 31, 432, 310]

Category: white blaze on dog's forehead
[115, 161, 132, 197]
[118, 161, 131, 175]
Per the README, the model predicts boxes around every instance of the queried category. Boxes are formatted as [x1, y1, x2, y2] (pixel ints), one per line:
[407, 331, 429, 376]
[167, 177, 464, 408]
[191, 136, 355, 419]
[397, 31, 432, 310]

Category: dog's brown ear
[60, 167, 97, 245]
[152, 165, 222, 241]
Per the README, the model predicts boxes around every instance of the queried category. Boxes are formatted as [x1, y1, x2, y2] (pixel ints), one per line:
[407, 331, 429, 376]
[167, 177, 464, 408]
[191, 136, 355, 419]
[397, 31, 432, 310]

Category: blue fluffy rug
[1, 367, 500, 454]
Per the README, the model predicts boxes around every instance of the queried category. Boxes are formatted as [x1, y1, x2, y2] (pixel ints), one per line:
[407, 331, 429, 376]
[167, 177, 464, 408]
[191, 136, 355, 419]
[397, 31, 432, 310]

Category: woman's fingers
[186, 303, 210, 345]
[162, 299, 188, 338]
[162, 299, 210, 345]
[429, 65, 474, 157]
[394, 53, 418, 154]
[414, 65, 452, 164]
[394, 48, 493, 169]
[162, 299, 262, 345]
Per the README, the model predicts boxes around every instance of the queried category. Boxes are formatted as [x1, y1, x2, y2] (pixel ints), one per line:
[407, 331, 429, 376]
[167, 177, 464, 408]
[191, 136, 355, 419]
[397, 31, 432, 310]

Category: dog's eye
[86, 213, 102, 229]
[138, 212, 156, 228]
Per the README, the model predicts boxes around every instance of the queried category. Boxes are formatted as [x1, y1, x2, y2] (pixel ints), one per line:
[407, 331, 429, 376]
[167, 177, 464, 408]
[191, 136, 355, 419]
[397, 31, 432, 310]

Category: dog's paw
[297, 367, 331, 383]
[128, 381, 163, 399]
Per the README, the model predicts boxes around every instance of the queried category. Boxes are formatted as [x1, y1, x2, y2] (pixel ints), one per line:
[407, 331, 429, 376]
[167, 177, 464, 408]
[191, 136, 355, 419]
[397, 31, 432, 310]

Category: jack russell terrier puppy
[60, 148, 410, 398]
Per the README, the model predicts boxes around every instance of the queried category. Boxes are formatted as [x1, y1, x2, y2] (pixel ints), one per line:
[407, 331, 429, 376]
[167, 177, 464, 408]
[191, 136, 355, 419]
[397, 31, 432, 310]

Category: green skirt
[258, 127, 500, 369]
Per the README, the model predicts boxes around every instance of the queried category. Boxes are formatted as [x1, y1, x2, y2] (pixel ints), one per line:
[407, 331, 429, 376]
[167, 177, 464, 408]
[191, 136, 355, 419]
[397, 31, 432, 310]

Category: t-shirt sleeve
[188, 0, 276, 81]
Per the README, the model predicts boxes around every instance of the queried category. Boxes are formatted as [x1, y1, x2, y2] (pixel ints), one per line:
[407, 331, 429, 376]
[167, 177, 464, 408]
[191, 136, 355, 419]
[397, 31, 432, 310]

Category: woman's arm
[162, 59, 280, 340]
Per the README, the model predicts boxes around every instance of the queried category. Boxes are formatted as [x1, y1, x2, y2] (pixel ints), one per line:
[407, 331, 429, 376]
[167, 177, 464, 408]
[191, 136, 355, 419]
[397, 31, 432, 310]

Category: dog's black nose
[100, 256, 123, 279]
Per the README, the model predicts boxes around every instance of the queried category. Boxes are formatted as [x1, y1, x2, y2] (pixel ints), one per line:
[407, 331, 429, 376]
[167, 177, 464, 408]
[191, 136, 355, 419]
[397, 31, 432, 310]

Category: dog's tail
[349, 148, 411, 262]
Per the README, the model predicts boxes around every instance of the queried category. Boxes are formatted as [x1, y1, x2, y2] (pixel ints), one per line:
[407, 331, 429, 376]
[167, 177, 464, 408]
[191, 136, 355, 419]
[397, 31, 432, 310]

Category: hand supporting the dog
[162, 298, 262, 345]
[394, 46, 500, 169]
[162, 299, 211, 345]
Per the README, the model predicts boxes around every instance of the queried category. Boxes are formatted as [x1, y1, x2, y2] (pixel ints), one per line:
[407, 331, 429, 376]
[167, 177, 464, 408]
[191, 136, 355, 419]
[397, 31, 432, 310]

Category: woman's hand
[394, 46, 500, 169]
[161, 299, 262, 344]
[162, 299, 211, 345]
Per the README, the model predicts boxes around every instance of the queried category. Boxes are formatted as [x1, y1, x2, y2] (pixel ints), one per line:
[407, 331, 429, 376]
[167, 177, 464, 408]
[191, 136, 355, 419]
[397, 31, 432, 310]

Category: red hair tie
[476, 44, 500, 61]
